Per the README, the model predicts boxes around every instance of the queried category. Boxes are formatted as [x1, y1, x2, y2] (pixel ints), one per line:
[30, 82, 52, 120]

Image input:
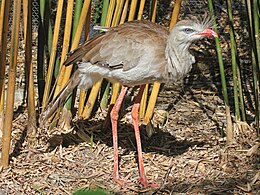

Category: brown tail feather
[40, 70, 80, 124]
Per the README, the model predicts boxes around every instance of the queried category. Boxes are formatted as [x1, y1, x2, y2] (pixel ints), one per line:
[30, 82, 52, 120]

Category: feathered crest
[183, 13, 215, 28]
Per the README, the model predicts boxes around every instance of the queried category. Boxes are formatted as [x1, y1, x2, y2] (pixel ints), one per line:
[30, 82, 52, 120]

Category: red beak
[198, 28, 218, 38]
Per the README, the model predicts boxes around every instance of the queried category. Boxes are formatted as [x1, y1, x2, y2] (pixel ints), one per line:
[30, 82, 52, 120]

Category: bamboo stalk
[105, 0, 116, 27]
[169, 0, 181, 30]
[78, 89, 86, 116]
[46, 0, 90, 120]
[59, 0, 74, 72]
[119, 0, 129, 24]
[74, 0, 84, 116]
[111, 0, 124, 27]
[143, 0, 182, 124]
[46, 0, 75, 127]
[208, 0, 233, 143]
[61, 1, 92, 123]
[237, 65, 246, 121]
[77, 0, 87, 116]
[151, 0, 157, 22]
[226, 0, 241, 121]
[60, 0, 91, 90]
[128, 0, 137, 21]
[37, 0, 47, 105]
[23, 0, 36, 137]
[246, 0, 259, 134]
[252, 0, 259, 134]
[1, 0, 21, 167]
[54, 0, 74, 108]
[100, 81, 110, 110]
[226, 0, 246, 121]
[137, 0, 146, 20]
[253, 0, 260, 71]
[42, 0, 64, 109]
[0, 0, 11, 133]
[77, 1, 88, 117]
[139, 84, 148, 119]
[47, 1, 53, 55]
[23, 0, 29, 90]
[100, 0, 109, 25]
[82, 79, 102, 119]
[251, 49, 260, 135]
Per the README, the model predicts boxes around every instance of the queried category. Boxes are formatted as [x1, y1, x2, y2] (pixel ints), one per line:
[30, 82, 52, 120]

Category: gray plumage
[41, 17, 217, 121]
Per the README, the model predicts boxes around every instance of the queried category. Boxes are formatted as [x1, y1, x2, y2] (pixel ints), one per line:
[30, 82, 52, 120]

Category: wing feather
[64, 20, 169, 72]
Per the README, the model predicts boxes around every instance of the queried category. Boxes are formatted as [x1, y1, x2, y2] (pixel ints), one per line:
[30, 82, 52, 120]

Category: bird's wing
[64, 20, 169, 71]
[63, 34, 105, 66]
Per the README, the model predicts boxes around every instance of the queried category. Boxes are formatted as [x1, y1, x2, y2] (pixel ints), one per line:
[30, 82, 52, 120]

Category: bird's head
[169, 15, 218, 47]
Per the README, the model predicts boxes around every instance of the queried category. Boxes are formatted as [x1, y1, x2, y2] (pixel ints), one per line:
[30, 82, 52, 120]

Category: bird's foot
[114, 177, 126, 186]
[139, 177, 160, 188]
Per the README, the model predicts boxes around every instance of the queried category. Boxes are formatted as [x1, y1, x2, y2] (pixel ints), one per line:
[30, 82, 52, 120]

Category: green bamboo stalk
[1, 0, 21, 167]
[72, 0, 83, 40]
[227, 0, 246, 121]
[237, 67, 246, 121]
[101, 0, 109, 25]
[226, 0, 241, 121]
[227, 0, 246, 122]
[100, 82, 110, 109]
[208, 0, 233, 142]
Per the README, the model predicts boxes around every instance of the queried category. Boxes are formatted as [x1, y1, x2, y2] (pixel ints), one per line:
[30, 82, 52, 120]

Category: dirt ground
[0, 65, 259, 194]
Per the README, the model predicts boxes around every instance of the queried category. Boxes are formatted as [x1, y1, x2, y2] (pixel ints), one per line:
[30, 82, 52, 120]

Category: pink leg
[110, 86, 128, 185]
[131, 85, 158, 187]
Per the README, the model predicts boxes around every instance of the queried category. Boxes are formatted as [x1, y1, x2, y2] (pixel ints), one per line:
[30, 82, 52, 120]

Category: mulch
[0, 73, 259, 194]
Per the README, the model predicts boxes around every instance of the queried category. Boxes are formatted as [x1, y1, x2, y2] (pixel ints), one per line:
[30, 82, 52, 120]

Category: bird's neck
[165, 38, 195, 81]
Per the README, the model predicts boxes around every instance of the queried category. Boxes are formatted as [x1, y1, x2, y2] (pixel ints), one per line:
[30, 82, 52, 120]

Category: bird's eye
[183, 28, 195, 34]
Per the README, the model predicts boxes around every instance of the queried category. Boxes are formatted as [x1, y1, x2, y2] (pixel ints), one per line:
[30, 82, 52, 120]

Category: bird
[41, 16, 218, 187]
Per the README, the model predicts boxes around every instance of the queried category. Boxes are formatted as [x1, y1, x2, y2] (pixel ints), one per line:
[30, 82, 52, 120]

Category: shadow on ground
[45, 118, 207, 159]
